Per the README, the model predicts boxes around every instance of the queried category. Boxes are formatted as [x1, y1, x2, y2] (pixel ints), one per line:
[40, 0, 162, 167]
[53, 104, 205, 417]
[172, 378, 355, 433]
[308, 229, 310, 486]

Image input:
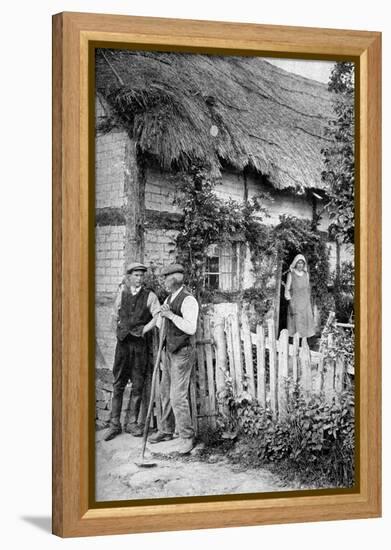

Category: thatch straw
[96, 49, 334, 190]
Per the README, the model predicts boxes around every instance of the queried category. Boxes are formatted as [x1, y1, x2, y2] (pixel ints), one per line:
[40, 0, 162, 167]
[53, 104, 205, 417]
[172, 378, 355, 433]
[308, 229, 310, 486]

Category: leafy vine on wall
[171, 164, 336, 328]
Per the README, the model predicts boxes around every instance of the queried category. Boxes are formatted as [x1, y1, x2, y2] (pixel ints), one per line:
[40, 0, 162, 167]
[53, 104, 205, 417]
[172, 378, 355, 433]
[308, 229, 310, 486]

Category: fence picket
[196, 320, 207, 426]
[189, 363, 198, 435]
[231, 313, 244, 393]
[335, 357, 345, 394]
[292, 333, 299, 383]
[204, 316, 216, 427]
[225, 317, 237, 393]
[314, 354, 324, 395]
[300, 339, 312, 398]
[267, 317, 278, 418]
[242, 312, 255, 398]
[256, 324, 266, 408]
[278, 329, 289, 420]
[213, 316, 227, 396]
[323, 360, 335, 402]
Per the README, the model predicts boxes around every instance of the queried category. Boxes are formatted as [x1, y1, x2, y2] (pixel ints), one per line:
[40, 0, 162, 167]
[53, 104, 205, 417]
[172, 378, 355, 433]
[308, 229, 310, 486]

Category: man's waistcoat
[116, 286, 152, 341]
[166, 288, 195, 354]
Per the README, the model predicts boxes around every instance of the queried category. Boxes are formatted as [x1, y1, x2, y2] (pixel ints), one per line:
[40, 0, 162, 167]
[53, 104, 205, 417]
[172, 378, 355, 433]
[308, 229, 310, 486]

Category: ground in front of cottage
[95, 429, 301, 501]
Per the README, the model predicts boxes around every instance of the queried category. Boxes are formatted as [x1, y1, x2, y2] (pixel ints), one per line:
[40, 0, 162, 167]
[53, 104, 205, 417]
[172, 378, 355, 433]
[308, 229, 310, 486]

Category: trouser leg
[110, 338, 130, 427]
[169, 346, 195, 439]
[160, 350, 175, 435]
[127, 339, 148, 425]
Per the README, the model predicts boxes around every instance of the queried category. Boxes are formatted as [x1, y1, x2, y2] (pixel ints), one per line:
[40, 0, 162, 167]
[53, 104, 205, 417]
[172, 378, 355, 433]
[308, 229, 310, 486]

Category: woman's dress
[287, 270, 315, 337]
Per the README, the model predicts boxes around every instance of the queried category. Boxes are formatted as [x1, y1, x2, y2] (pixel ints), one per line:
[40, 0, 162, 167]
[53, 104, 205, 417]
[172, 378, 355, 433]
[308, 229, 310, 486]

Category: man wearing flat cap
[104, 262, 160, 441]
[148, 263, 199, 455]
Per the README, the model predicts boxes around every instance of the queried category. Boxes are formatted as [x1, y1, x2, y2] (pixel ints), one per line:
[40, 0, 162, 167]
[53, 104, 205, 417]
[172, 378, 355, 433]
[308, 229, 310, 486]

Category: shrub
[217, 375, 355, 487]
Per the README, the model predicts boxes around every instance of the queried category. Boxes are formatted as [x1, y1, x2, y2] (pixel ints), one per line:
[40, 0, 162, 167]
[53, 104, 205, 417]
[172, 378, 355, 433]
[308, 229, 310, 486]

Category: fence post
[267, 317, 278, 418]
[278, 329, 289, 421]
[256, 324, 266, 409]
[242, 312, 255, 398]
[299, 338, 312, 398]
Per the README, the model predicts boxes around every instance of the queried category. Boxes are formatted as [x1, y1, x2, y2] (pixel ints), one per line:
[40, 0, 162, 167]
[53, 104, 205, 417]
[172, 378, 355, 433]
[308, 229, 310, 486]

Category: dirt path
[95, 431, 294, 502]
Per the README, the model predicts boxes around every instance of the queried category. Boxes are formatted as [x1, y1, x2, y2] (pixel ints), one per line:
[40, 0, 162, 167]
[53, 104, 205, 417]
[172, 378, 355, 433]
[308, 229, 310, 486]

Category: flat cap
[161, 263, 184, 277]
[126, 262, 147, 274]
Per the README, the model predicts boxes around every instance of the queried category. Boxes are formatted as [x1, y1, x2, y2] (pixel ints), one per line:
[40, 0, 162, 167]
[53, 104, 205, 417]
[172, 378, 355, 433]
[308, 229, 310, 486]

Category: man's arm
[161, 296, 199, 335]
[142, 291, 161, 335]
[111, 284, 124, 332]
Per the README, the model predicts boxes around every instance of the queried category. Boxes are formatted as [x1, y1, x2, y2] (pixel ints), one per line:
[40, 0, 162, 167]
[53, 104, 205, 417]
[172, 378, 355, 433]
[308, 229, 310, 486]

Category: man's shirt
[161, 286, 199, 336]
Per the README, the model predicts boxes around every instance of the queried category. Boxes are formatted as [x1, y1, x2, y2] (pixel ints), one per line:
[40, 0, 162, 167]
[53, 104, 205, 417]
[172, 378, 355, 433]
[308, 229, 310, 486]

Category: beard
[166, 279, 182, 293]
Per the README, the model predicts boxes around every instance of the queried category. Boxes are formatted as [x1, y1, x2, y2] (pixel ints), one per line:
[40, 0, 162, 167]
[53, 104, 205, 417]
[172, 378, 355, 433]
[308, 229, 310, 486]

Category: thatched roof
[96, 49, 334, 191]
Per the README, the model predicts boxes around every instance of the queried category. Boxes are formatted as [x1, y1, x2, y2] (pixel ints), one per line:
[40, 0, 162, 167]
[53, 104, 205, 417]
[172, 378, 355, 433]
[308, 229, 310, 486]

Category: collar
[169, 285, 184, 302]
[129, 286, 142, 296]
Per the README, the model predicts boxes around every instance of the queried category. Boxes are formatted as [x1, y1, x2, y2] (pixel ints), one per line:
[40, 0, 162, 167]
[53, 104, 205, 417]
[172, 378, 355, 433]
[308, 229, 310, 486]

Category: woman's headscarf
[289, 254, 308, 273]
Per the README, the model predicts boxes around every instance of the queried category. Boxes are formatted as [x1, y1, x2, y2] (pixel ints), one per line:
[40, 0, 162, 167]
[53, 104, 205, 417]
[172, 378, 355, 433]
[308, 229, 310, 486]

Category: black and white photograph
[94, 49, 355, 503]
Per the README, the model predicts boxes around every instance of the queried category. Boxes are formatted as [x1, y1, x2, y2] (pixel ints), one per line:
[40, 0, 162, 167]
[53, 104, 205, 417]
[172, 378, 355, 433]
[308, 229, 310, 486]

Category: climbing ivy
[172, 166, 335, 328]
[173, 164, 269, 302]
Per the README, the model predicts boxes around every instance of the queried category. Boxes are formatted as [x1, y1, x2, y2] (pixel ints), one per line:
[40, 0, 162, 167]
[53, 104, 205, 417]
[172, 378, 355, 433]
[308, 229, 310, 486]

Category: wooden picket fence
[149, 310, 353, 433]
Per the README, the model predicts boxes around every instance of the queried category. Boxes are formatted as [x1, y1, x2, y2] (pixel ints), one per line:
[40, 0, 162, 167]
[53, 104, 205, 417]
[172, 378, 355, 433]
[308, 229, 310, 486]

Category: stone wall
[95, 225, 126, 294]
[145, 168, 181, 213]
[95, 131, 127, 209]
[95, 368, 132, 429]
[144, 228, 178, 270]
[95, 124, 130, 371]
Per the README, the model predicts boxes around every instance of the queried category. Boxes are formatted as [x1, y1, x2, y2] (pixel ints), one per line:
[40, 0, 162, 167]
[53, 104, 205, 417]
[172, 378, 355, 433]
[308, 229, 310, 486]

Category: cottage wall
[95, 126, 352, 373]
[95, 97, 131, 368]
[142, 168, 337, 280]
[145, 168, 180, 213]
[144, 168, 317, 227]
[144, 228, 178, 269]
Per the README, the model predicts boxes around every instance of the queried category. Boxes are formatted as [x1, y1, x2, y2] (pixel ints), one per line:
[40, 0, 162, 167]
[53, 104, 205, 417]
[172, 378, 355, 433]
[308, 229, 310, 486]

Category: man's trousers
[110, 335, 148, 427]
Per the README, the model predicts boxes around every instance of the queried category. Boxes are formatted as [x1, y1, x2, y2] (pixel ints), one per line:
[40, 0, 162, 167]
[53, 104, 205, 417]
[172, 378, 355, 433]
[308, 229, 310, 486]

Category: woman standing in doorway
[284, 254, 315, 340]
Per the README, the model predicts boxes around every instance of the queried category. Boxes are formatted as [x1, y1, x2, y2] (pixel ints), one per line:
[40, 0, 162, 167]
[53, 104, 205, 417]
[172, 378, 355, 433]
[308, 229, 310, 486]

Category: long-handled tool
[135, 318, 166, 468]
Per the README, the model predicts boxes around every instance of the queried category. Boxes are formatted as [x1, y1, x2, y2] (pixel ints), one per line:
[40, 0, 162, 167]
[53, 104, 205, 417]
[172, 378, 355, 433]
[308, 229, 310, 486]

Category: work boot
[104, 424, 122, 441]
[176, 437, 194, 455]
[125, 422, 143, 437]
[148, 431, 173, 444]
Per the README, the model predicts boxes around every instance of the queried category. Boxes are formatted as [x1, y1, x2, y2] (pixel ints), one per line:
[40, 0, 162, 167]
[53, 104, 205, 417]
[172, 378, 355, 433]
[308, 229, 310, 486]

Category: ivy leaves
[322, 62, 355, 245]
[173, 164, 268, 299]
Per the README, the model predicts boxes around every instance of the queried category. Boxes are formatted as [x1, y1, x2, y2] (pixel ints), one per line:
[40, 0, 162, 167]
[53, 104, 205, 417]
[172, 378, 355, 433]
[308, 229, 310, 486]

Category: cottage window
[205, 243, 241, 292]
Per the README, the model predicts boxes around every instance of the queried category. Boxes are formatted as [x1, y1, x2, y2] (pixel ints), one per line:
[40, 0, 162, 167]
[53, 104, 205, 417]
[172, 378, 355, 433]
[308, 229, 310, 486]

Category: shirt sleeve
[169, 295, 199, 335]
[147, 291, 161, 317]
[112, 285, 123, 317]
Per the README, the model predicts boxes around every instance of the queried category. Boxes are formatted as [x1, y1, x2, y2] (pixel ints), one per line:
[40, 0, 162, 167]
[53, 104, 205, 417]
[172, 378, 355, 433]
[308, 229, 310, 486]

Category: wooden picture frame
[52, 11, 381, 537]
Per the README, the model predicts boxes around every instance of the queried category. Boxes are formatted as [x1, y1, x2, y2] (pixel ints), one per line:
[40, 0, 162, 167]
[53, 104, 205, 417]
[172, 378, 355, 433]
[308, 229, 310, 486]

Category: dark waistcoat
[166, 288, 196, 354]
[116, 286, 152, 342]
